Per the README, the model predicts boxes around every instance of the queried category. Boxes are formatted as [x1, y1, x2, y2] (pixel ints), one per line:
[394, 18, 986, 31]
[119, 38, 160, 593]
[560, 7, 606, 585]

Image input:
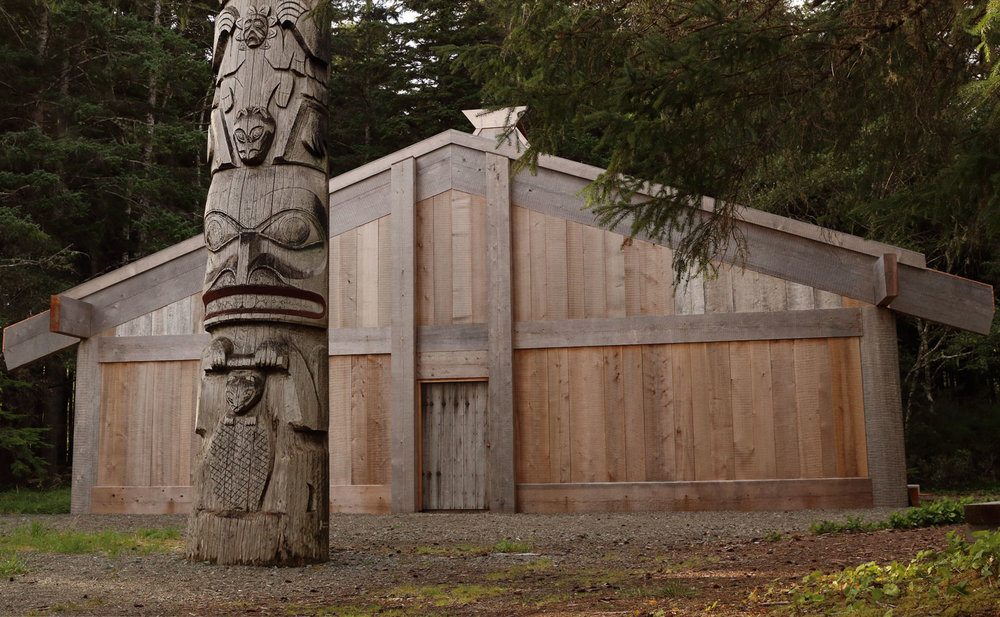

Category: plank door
[421, 381, 488, 510]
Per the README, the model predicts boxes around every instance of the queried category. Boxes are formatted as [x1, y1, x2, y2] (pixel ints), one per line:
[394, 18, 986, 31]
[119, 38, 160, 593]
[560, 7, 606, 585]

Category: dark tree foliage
[0, 0, 214, 487]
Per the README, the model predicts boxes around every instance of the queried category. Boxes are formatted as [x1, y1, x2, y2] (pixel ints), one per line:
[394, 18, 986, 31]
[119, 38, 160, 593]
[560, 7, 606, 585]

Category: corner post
[486, 153, 516, 512]
[860, 306, 908, 507]
[390, 157, 418, 512]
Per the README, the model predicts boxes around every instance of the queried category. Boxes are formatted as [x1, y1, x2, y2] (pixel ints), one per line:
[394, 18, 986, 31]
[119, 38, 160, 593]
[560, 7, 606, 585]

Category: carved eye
[259, 210, 322, 249]
[205, 212, 240, 252]
[234, 129, 247, 144]
[249, 126, 264, 142]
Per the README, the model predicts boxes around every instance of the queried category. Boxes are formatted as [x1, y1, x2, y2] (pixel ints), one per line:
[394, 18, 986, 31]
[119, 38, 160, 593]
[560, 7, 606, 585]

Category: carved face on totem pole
[202, 185, 328, 329]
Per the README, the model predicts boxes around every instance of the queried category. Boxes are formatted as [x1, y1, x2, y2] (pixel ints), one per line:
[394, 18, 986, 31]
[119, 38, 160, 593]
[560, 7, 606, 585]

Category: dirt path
[0, 509, 959, 616]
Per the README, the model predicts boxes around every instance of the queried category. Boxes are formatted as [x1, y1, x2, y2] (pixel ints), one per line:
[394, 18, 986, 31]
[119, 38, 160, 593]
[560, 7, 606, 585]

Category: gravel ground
[0, 507, 907, 616]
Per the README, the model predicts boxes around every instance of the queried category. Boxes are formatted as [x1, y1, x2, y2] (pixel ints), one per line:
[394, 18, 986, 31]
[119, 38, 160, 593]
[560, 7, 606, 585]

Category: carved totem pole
[187, 0, 330, 566]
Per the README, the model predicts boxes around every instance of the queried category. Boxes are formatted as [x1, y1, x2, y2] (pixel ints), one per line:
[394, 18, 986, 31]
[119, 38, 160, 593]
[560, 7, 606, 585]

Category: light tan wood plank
[602, 347, 627, 482]
[415, 197, 434, 327]
[568, 347, 607, 482]
[469, 193, 488, 323]
[339, 228, 358, 328]
[622, 345, 646, 481]
[545, 216, 569, 320]
[690, 343, 713, 481]
[671, 343, 696, 481]
[329, 356, 352, 485]
[549, 348, 572, 483]
[433, 192, 454, 326]
[793, 339, 825, 478]
[582, 225, 608, 318]
[622, 240, 642, 317]
[729, 341, 756, 480]
[451, 191, 474, 323]
[91, 486, 191, 515]
[749, 342, 777, 479]
[329, 484, 391, 514]
[605, 233, 627, 318]
[511, 206, 532, 323]
[357, 220, 380, 328]
[708, 343, 735, 480]
[565, 221, 585, 319]
[703, 265, 735, 314]
[769, 340, 800, 478]
[529, 210, 547, 321]
[642, 345, 674, 481]
[515, 349, 549, 483]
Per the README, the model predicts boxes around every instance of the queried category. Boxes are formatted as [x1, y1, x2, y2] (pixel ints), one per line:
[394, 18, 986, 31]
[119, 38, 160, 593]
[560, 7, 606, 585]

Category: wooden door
[421, 381, 488, 510]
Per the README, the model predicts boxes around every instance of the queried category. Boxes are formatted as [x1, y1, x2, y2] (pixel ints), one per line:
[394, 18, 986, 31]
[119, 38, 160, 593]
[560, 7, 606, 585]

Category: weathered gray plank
[486, 152, 516, 512]
[71, 338, 101, 514]
[329, 327, 391, 355]
[2, 312, 79, 370]
[417, 324, 488, 352]
[97, 334, 210, 363]
[859, 307, 908, 508]
[891, 264, 994, 335]
[513, 309, 862, 350]
[873, 253, 899, 307]
[390, 157, 418, 513]
[329, 170, 391, 237]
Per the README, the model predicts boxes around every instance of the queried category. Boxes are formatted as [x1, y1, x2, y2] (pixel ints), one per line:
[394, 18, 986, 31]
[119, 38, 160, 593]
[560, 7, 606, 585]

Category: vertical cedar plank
[128, 363, 152, 486]
[328, 356, 352, 485]
[350, 356, 368, 485]
[605, 233, 627, 318]
[860, 307, 907, 506]
[582, 225, 608, 318]
[729, 341, 756, 479]
[340, 229, 358, 328]
[568, 348, 607, 482]
[367, 355, 389, 484]
[844, 337, 869, 476]
[760, 272, 788, 312]
[675, 267, 706, 316]
[749, 342, 777, 478]
[565, 221, 585, 319]
[671, 343, 696, 481]
[545, 216, 569, 320]
[469, 194, 488, 323]
[689, 343, 713, 480]
[732, 269, 761, 313]
[793, 339, 824, 478]
[786, 281, 816, 310]
[486, 153, 516, 511]
[328, 235, 343, 328]
[420, 383, 439, 509]
[390, 158, 417, 512]
[511, 206, 531, 323]
[704, 264, 735, 314]
[642, 345, 674, 481]
[96, 363, 125, 488]
[514, 349, 549, 483]
[452, 191, 473, 324]
[357, 220, 380, 328]
[415, 197, 434, 327]
[549, 348, 572, 483]
[622, 346, 646, 481]
[378, 216, 393, 327]
[622, 240, 642, 317]
[828, 337, 852, 476]
[432, 193, 454, 326]
[769, 340, 800, 478]
[603, 347, 627, 482]
[708, 343, 735, 480]
[529, 210, 547, 320]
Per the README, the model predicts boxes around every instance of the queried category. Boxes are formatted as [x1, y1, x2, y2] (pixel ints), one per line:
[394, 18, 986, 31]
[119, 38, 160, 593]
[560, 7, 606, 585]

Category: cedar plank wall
[509, 206, 872, 512]
[87, 189, 875, 514]
[90, 293, 202, 514]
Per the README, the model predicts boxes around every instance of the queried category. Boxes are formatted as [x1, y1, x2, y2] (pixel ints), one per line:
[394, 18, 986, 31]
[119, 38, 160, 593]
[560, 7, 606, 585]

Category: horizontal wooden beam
[329, 484, 391, 514]
[516, 478, 874, 513]
[329, 327, 390, 355]
[98, 334, 209, 364]
[514, 309, 862, 350]
[329, 170, 390, 237]
[892, 265, 994, 335]
[90, 485, 192, 515]
[417, 350, 488, 380]
[50, 295, 94, 338]
[2, 311, 79, 370]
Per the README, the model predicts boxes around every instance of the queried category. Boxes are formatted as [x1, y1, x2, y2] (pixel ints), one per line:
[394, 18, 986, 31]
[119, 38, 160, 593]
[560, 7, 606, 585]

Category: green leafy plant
[0, 485, 71, 514]
[0, 551, 28, 576]
[810, 497, 973, 534]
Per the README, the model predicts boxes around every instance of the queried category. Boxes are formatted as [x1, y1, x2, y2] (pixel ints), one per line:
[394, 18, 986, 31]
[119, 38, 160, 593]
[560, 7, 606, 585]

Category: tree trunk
[187, 0, 331, 566]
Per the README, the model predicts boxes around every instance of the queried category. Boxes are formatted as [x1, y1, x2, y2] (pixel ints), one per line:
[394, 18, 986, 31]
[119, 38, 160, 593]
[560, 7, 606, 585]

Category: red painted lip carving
[203, 285, 327, 320]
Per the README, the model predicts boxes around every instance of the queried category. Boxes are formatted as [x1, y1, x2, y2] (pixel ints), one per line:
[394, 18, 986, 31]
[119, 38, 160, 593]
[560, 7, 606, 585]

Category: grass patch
[756, 529, 1000, 616]
[0, 551, 28, 576]
[491, 538, 533, 553]
[0, 521, 182, 559]
[391, 583, 509, 607]
[0, 486, 71, 514]
[810, 496, 971, 534]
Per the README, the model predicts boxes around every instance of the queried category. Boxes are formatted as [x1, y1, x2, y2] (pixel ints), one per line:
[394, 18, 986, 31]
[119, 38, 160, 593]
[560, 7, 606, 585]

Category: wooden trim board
[517, 478, 874, 513]
[50, 295, 94, 338]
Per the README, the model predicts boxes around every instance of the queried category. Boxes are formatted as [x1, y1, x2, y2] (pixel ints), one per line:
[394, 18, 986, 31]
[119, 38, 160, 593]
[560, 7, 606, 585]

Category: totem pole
[187, 0, 330, 566]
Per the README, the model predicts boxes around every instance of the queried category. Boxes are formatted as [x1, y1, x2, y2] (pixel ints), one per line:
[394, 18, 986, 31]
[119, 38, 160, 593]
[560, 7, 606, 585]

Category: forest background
[1, 0, 998, 492]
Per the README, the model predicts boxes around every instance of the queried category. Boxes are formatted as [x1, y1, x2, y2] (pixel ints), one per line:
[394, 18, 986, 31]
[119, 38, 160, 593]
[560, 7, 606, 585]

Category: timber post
[187, 0, 331, 565]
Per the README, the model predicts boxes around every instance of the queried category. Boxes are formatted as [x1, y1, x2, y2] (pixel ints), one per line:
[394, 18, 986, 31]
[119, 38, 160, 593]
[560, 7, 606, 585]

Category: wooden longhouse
[3, 125, 995, 515]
